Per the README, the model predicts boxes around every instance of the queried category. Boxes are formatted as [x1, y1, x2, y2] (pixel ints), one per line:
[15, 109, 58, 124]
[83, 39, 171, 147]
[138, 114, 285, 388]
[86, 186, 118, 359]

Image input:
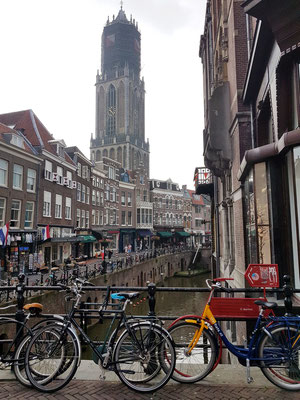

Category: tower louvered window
[107, 84, 116, 135]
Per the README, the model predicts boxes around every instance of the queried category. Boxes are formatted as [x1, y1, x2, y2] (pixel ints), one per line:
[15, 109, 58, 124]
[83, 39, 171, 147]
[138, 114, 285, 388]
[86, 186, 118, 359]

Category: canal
[85, 272, 210, 359]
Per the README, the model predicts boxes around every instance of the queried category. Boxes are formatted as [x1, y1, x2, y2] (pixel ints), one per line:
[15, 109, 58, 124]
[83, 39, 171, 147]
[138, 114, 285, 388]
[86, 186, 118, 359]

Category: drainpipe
[214, 176, 220, 277]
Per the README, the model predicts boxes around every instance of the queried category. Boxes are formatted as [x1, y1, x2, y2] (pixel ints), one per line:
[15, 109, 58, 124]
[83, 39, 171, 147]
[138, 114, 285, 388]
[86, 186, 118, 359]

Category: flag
[0, 222, 9, 246]
[42, 225, 51, 241]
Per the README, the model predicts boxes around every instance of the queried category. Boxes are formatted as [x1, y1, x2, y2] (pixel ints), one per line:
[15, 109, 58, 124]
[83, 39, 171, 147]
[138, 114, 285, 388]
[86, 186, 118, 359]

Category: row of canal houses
[195, 0, 300, 306]
[0, 110, 210, 275]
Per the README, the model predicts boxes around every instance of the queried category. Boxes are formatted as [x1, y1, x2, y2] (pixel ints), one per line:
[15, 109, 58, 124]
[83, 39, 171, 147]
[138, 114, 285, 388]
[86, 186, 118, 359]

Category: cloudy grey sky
[0, 0, 206, 188]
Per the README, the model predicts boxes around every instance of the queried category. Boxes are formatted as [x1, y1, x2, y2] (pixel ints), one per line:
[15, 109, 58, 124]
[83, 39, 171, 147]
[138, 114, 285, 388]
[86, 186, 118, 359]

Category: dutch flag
[42, 225, 51, 241]
[0, 222, 9, 246]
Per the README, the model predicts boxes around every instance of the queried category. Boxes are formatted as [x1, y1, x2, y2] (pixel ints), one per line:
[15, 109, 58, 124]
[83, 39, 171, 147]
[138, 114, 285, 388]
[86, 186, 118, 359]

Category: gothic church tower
[90, 5, 149, 176]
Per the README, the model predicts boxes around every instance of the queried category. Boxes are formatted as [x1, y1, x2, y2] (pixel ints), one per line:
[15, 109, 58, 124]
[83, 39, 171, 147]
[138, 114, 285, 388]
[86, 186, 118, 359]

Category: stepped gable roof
[187, 189, 205, 205]
[0, 122, 36, 154]
[0, 110, 75, 167]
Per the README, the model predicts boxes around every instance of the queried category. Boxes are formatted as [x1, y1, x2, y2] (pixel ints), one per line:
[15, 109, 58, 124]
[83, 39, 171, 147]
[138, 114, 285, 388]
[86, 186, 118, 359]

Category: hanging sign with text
[245, 264, 279, 288]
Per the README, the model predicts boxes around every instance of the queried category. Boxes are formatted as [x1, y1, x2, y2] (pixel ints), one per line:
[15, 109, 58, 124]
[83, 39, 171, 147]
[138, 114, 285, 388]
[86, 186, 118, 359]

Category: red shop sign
[245, 264, 279, 288]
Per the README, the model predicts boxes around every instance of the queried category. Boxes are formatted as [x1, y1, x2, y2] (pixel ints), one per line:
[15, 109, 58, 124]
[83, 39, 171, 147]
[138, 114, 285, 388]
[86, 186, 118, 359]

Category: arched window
[96, 150, 101, 161]
[106, 84, 116, 136]
[109, 148, 115, 160]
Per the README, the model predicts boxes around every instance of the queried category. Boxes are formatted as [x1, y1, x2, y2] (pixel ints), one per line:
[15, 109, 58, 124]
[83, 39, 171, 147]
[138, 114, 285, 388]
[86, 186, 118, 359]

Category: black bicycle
[24, 279, 176, 393]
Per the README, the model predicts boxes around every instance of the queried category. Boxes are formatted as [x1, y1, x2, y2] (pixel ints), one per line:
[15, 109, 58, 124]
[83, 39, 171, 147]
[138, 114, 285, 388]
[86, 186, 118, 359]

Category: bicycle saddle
[254, 300, 278, 309]
[111, 292, 140, 300]
[23, 303, 43, 313]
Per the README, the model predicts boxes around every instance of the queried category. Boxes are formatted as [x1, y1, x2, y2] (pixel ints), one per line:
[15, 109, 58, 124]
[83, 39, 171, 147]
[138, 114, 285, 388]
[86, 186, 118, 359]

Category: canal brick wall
[0, 251, 194, 323]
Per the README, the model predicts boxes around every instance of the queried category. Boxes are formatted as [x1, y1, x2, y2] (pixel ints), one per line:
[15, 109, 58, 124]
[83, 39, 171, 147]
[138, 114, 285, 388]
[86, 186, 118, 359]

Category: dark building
[90, 5, 150, 176]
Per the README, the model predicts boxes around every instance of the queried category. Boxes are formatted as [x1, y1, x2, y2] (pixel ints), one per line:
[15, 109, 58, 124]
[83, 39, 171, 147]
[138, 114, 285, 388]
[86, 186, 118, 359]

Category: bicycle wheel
[113, 322, 175, 392]
[168, 321, 217, 383]
[25, 324, 79, 393]
[258, 324, 300, 391]
[13, 334, 33, 387]
[13, 318, 76, 387]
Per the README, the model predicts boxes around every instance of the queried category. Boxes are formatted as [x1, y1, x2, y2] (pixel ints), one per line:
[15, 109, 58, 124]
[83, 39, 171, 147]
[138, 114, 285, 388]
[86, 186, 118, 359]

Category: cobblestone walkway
[0, 380, 298, 400]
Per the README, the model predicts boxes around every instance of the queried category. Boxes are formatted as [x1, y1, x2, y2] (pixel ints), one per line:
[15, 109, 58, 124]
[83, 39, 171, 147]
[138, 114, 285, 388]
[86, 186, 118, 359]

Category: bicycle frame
[187, 297, 300, 364]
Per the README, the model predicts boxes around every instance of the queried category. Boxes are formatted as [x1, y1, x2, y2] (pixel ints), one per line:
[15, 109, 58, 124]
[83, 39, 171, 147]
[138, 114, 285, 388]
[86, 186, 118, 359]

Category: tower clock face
[108, 106, 116, 116]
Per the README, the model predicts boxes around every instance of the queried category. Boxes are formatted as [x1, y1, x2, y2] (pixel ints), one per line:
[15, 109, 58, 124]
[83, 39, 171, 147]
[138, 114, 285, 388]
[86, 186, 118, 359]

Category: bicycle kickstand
[246, 359, 253, 384]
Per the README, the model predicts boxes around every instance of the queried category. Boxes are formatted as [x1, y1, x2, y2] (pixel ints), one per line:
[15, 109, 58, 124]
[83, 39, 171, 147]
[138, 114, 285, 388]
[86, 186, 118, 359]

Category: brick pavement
[0, 380, 299, 400]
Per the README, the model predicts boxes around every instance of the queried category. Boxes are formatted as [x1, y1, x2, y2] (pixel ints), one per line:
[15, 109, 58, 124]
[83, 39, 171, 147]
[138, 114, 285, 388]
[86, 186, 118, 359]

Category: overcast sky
[0, 0, 206, 189]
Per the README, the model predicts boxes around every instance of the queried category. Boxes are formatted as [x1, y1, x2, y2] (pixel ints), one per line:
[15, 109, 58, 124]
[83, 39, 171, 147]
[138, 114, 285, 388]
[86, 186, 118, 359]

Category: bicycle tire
[25, 323, 79, 393]
[113, 321, 175, 392]
[168, 321, 217, 383]
[258, 324, 300, 391]
[13, 317, 77, 387]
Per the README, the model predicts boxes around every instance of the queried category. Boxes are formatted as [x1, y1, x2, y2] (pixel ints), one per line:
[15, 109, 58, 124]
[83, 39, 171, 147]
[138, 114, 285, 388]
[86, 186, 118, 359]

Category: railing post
[148, 283, 156, 317]
[15, 273, 26, 345]
[283, 275, 293, 316]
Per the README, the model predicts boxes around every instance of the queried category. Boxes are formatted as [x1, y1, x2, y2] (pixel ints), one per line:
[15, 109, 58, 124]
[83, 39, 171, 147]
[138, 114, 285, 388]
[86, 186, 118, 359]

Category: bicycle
[168, 278, 300, 391]
[0, 298, 78, 388]
[24, 279, 176, 393]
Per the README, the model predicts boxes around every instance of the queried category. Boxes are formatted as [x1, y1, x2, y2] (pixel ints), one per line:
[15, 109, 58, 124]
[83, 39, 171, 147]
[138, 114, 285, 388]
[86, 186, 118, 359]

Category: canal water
[84, 272, 210, 359]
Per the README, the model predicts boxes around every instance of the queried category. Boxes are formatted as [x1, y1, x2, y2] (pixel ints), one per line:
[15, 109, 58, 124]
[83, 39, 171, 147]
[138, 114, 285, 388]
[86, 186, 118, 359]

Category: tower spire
[120, 0, 123, 10]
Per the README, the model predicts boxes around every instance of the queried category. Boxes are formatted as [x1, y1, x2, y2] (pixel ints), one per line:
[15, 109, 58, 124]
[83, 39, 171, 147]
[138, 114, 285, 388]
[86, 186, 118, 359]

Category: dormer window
[57, 144, 64, 158]
[11, 134, 24, 149]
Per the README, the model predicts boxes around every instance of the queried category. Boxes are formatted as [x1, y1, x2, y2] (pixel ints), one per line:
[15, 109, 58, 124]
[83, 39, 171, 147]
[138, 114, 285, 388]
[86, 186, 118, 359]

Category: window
[86, 211, 89, 228]
[136, 189, 140, 202]
[67, 171, 72, 187]
[100, 192, 104, 205]
[137, 209, 140, 224]
[96, 191, 100, 206]
[65, 197, 71, 220]
[96, 210, 100, 225]
[82, 165, 87, 179]
[0, 159, 8, 187]
[27, 168, 36, 192]
[86, 187, 90, 204]
[10, 199, 21, 228]
[105, 184, 110, 200]
[121, 211, 126, 225]
[108, 166, 115, 179]
[92, 210, 96, 225]
[45, 160, 52, 180]
[13, 164, 23, 189]
[77, 163, 82, 177]
[111, 187, 116, 202]
[25, 202, 34, 228]
[140, 175, 144, 184]
[100, 210, 103, 225]
[76, 209, 80, 228]
[142, 209, 145, 224]
[112, 209, 117, 225]
[81, 185, 86, 203]
[81, 210, 85, 228]
[128, 192, 132, 207]
[128, 211, 132, 226]
[92, 190, 96, 205]
[55, 194, 62, 218]
[0, 198, 6, 226]
[57, 166, 63, 185]
[11, 134, 24, 148]
[77, 182, 81, 202]
[121, 191, 126, 205]
[143, 190, 147, 201]
[43, 191, 51, 217]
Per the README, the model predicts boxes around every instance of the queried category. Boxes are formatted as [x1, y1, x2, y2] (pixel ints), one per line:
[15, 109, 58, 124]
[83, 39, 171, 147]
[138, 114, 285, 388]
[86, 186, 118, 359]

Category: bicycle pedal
[247, 376, 254, 384]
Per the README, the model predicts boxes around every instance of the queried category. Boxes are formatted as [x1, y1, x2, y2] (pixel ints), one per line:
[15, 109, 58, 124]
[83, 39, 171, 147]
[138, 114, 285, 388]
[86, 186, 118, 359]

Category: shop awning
[176, 231, 191, 237]
[77, 235, 97, 243]
[137, 229, 153, 237]
[157, 231, 173, 238]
